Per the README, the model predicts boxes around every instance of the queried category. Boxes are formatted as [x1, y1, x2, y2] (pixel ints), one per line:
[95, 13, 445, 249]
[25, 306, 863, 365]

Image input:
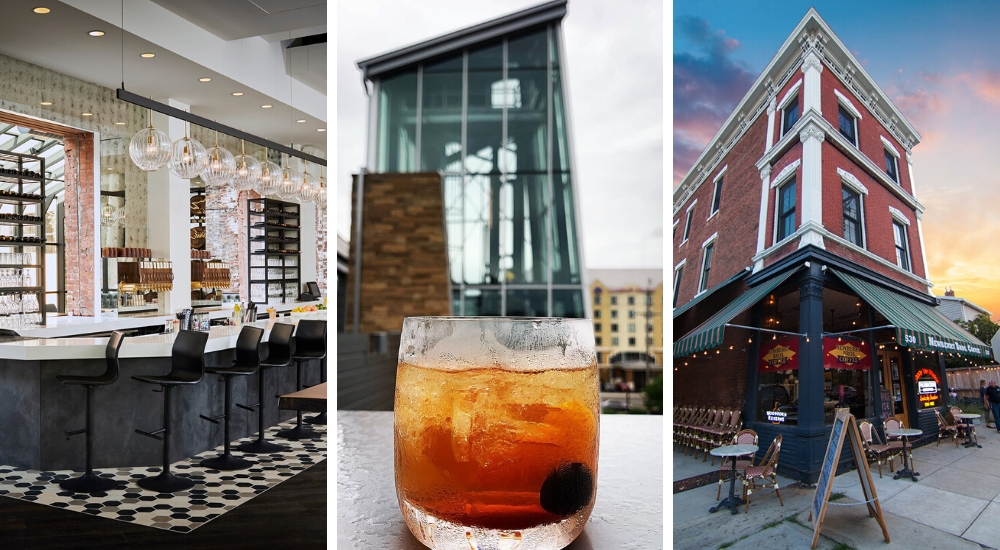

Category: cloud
[673, 16, 756, 187]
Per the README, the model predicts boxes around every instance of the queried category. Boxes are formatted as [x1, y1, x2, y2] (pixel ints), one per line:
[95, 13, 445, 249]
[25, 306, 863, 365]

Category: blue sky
[674, 0, 1000, 318]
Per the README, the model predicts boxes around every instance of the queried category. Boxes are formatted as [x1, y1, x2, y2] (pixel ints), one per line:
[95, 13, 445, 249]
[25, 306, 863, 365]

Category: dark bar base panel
[0, 347, 325, 471]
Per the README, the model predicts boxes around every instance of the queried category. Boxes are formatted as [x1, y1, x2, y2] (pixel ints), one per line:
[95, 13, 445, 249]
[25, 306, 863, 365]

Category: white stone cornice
[799, 125, 825, 143]
[767, 97, 777, 115]
[838, 168, 869, 195]
[906, 152, 913, 165]
[760, 165, 772, 180]
[889, 206, 911, 225]
[801, 51, 824, 73]
[770, 159, 801, 188]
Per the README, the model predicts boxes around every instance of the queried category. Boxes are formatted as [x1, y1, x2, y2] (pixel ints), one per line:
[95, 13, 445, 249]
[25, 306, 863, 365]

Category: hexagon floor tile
[0, 420, 326, 533]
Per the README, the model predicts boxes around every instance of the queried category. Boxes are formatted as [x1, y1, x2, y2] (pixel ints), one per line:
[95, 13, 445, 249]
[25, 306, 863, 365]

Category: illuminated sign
[823, 338, 872, 370]
[915, 368, 941, 409]
[758, 338, 800, 373]
[766, 406, 788, 424]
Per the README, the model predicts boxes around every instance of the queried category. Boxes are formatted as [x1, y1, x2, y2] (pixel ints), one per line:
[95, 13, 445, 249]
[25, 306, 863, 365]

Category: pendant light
[201, 127, 235, 186]
[297, 162, 319, 202]
[314, 166, 326, 209]
[129, 105, 171, 170]
[275, 151, 303, 199]
[167, 114, 207, 179]
[231, 138, 260, 192]
[256, 145, 282, 196]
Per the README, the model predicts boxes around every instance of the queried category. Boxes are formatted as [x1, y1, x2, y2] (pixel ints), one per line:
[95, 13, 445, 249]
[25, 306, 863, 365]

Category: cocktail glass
[395, 317, 599, 550]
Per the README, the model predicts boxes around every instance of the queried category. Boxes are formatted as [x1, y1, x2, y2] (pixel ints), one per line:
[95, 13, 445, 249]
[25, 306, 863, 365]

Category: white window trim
[835, 89, 863, 120]
[696, 234, 718, 295]
[889, 206, 911, 226]
[841, 183, 867, 249]
[708, 166, 727, 219]
[837, 168, 869, 195]
[881, 135, 900, 158]
[674, 258, 687, 271]
[680, 208, 694, 245]
[893, 221, 912, 272]
[773, 177, 797, 245]
[778, 79, 803, 136]
[770, 159, 800, 189]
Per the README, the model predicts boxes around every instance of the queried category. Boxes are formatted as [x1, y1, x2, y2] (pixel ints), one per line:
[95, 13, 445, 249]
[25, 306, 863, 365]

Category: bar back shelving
[247, 197, 300, 307]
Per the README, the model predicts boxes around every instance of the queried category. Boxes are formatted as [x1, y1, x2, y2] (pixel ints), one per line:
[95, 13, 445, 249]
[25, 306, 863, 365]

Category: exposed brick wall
[345, 172, 451, 333]
[822, 142, 926, 285]
[762, 145, 803, 250]
[820, 67, 912, 195]
[673, 308, 753, 410]
[673, 113, 769, 305]
[63, 134, 96, 316]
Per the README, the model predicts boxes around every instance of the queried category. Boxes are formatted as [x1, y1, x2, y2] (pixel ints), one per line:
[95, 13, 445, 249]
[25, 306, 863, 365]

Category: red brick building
[672, 9, 989, 481]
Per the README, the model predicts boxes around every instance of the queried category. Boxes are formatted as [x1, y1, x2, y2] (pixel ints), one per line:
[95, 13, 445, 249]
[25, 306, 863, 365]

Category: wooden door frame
[878, 349, 909, 428]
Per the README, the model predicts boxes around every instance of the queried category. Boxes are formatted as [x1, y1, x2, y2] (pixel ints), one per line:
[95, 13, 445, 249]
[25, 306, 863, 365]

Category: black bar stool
[56, 331, 126, 493]
[132, 330, 209, 493]
[239, 322, 295, 454]
[277, 320, 327, 440]
[199, 326, 264, 470]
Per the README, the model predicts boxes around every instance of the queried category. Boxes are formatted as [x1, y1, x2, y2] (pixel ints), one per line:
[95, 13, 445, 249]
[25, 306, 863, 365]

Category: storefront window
[756, 288, 800, 425]
[824, 369, 867, 424]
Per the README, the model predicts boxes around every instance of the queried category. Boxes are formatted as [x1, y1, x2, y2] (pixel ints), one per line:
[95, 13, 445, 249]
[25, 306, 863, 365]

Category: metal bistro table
[955, 413, 982, 448]
[886, 428, 922, 481]
[709, 444, 758, 515]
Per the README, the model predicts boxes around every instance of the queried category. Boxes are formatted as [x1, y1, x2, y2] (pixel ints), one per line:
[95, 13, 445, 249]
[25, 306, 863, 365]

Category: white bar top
[0, 319, 305, 361]
[12, 300, 324, 339]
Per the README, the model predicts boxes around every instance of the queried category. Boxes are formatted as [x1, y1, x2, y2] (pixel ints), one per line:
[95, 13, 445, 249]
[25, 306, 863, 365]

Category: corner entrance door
[878, 349, 908, 428]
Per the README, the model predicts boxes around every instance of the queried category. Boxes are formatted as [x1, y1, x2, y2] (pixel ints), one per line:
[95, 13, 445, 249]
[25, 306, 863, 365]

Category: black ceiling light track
[115, 89, 326, 167]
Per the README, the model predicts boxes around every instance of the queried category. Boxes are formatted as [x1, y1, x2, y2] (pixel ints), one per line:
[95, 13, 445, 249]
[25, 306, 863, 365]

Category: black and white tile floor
[0, 420, 326, 533]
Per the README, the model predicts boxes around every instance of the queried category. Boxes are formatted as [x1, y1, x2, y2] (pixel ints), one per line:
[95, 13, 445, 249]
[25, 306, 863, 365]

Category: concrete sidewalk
[673, 422, 1000, 549]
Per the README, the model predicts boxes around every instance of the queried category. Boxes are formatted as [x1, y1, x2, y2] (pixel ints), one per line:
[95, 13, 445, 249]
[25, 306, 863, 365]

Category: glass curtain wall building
[357, 0, 586, 318]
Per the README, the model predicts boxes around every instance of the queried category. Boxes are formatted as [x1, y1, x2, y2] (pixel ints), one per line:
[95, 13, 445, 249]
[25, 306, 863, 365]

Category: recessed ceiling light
[140, 53, 155, 58]
[198, 77, 211, 82]
[296, 119, 306, 123]
[89, 30, 105, 37]
[261, 105, 272, 109]
[40, 101, 52, 106]
[33, 7, 50, 14]
[82, 113, 93, 117]
[115, 122, 125, 125]
[317, 128, 326, 132]
[232, 92, 244, 96]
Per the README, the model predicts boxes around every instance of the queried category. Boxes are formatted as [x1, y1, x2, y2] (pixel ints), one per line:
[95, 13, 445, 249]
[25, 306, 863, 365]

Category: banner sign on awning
[759, 337, 800, 373]
[823, 338, 872, 370]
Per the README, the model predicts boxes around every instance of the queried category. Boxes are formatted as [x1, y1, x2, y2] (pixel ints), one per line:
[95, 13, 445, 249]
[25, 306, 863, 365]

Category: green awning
[831, 269, 990, 358]
[673, 268, 749, 318]
[674, 268, 800, 358]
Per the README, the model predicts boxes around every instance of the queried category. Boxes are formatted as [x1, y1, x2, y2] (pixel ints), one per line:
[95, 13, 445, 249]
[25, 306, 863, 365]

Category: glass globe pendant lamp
[231, 138, 260, 192]
[129, 107, 171, 171]
[167, 117, 207, 179]
[297, 164, 319, 203]
[255, 146, 283, 196]
[274, 153, 303, 199]
[314, 168, 327, 209]
[200, 128, 235, 187]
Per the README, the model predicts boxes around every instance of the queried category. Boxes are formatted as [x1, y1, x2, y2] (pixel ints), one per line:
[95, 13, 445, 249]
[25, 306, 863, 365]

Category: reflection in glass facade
[370, 24, 585, 317]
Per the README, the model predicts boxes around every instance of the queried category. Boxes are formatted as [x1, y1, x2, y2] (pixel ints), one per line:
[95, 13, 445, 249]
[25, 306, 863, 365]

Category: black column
[797, 263, 827, 481]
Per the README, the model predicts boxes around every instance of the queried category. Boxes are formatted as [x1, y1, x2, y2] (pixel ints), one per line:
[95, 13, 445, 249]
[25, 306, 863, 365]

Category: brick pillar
[346, 172, 451, 333]
[62, 133, 96, 316]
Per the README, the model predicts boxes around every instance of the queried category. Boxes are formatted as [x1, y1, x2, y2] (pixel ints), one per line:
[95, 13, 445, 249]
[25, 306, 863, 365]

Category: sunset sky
[674, 1, 1000, 320]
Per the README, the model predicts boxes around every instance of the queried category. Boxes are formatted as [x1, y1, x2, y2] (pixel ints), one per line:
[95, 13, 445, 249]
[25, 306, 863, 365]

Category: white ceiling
[0, 0, 327, 154]
[151, 0, 326, 41]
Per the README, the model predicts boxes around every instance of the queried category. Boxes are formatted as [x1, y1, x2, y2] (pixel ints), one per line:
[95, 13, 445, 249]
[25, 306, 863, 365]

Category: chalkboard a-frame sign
[808, 408, 890, 549]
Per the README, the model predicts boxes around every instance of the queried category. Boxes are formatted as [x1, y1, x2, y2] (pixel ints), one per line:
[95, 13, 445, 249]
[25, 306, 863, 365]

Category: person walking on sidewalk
[983, 380, 995, 428]
[987, 380, 1000, 434]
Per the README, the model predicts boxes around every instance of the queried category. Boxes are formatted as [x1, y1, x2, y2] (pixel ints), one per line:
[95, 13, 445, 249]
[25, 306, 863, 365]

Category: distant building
[348, 0, 587, 333]
[590, 269, 663, 391]
[936, 288, 991, 324]
[337, 234, 349, 333]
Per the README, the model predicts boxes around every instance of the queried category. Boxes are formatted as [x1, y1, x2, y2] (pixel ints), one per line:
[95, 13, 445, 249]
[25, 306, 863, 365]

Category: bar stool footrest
[235, 402, 256, 412]
[65, 428, 86, 439]
[135, 428, 165, 440]
[199, 413, 224, 424]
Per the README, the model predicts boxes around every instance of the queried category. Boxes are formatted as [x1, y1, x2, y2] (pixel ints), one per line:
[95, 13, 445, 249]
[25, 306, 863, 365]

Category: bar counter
[0, 317, 325, 471]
